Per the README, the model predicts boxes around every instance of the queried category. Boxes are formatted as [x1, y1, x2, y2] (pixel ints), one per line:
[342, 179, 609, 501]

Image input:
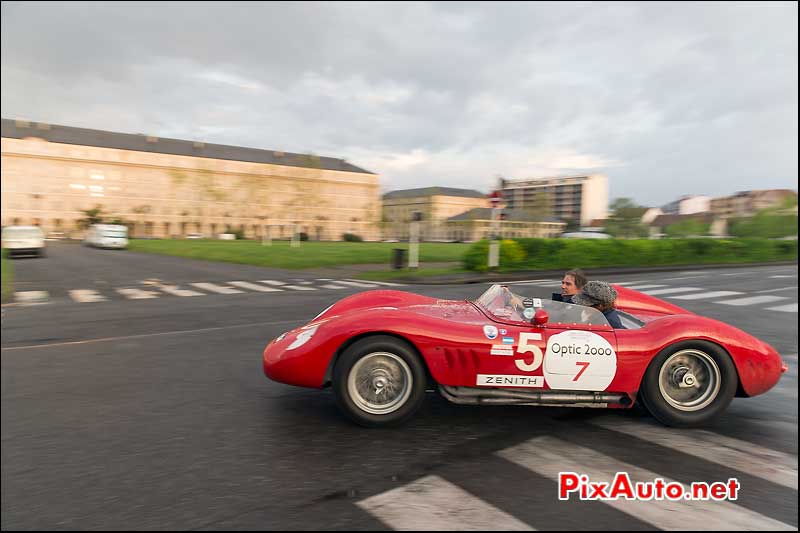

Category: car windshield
[474, 284, 610, 327]
[102, 230, 127, 237]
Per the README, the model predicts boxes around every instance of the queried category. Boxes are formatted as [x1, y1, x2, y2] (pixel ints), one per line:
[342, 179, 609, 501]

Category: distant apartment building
[445, 208, 566, 241]
[710, 189, 797, 218]
[1, 119, 381, 240]
[498, 174, 608, 227]
[661, 195, 710, 215]
[382, 187, 488, 241]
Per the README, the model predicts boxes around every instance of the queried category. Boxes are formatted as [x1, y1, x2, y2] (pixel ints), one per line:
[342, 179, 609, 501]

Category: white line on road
[14, 291, 50, 305]
[68, 289, 107, 303]
[759, 286, 798, 293]
[589, 417, 798, 490]
[190, 282, 244, 295]
[259, 280, 286, 286]
[621, 284, 668, 290]
[345, 278, 405, 287]
[669, 291, 743, 300]
[499, 436, 794, 531]
[320, 284, 348, 289]
[1, 319, 303, 352]
[227, 281, 283, 292]
[715, 295, 787, 306]
[282, 285, 318, 291]
[116, 288, 160, 299]
[642, 287, 703, 296]
[157, 285, 204, 297]
[766, 303, 798, 313]
[330, 280, 380, 288]
[357, 475, 533, 531]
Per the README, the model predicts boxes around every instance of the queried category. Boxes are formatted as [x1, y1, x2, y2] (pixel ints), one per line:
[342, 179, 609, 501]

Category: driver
[572, 280, 626, 329]
[552, 269, 586, 304]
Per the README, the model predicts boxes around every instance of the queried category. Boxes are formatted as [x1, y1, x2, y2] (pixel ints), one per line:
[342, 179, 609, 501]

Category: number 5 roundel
[543, 330, 617, 391]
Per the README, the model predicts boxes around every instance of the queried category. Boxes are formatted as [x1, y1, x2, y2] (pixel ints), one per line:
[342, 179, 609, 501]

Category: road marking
[330, 280, 380, 288]
[157, 285, 204, 297]
[69, 289, 107, 303]
[14, 291, 50, 305]
[1, 319, 304, 352]
[715, 295, 787, 306]
[345, 278, 405, 287]
[659, 275, 710, 281]
[190, 282, 244, 295]
[770, 275, 796, 279]
[669, 291, 743, 300]
[766, 303, 798, 313]
[622, 284, 667, 290]
[590, 417, 798, 490]
[116, 288, 160, 299]
[759, 286, 798, 293]
[613, 281, 647, 286]
[259, 280, 286, 286]
[227, 281, 283, 292]
[356, 475, 533, 531]
[642, 287, 702, 296]
[282, 285, 317, 291]
[320, 284, 348, 289]
[499, 436, 794, 531]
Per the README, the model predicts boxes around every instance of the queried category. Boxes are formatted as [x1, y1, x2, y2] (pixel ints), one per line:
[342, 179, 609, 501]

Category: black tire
[640, 340, 737, 427]
[333, 335, 427, 428]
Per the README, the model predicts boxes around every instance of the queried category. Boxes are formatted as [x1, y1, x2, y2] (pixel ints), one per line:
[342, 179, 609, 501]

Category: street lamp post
[409, 212, 422, 269]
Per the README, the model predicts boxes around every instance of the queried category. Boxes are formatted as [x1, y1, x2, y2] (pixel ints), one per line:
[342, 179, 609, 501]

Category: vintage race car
[262, 284, 788, 428]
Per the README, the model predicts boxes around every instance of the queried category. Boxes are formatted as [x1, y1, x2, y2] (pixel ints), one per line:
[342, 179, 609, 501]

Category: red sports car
[263, 284, 788, 428]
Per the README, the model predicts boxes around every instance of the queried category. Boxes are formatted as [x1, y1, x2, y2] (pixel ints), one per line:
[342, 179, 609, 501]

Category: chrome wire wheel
[347, 351, 413, 415]
[658, 349, 721, 412]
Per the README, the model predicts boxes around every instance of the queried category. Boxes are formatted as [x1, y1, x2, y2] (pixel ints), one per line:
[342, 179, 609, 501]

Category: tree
[605, 198, 649, 238]
[77, 205, 106, 229]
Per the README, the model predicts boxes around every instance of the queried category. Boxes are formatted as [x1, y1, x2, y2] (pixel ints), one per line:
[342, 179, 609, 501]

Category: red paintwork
[263, 287, 785, 405]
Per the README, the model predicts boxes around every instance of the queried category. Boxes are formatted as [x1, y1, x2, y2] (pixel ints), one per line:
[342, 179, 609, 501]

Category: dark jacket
[603, 309, 625, 329]
[552, 293, 574, 304]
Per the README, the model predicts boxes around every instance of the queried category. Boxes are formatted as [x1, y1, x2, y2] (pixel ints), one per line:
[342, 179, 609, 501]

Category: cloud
[1, 1, 796, 206]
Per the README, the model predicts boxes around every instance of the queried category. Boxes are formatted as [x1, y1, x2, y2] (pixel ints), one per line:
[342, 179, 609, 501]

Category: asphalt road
[2, 242, 797, 530]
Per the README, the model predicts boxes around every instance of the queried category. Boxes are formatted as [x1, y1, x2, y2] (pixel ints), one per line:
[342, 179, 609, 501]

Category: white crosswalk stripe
[669, 290, 743, 300]
[498, 436, 795, 531]
[589, 417, 798, 490]
[715, 295, 787, 306]
[642, 287, 703, 296]
[69, 289, 107, 303]
[190, 282, 244, 295]
[14, 291, 50, 305]
[157, 285, 204, 297]
[345, 278, 405, 287]
[116, 288, 160, 299]
[259, 280, 286, 286]
[331, 280, 380, 288]
[227, 281, 283, 292]
[281, 284, 318, 291]
[766, 303, 798, 313]
[320, 283, 348, 289]
[622, 284, 667, 290]
[356, 475, 533, 531]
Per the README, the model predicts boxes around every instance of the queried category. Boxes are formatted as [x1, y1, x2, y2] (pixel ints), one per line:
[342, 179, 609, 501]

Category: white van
[85, 224, 129, 249]
[2, 225, 46, 257]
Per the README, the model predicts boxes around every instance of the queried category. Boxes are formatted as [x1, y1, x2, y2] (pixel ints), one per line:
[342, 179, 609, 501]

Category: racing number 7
[573, 361, 590, 381]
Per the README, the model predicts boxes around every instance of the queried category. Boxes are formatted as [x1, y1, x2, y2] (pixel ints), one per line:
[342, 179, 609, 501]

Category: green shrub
[342, 233, 363, 242]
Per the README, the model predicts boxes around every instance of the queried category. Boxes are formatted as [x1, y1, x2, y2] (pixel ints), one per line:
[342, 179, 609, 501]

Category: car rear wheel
[640, 340, 737, 427]
[333, 335, 426, 427]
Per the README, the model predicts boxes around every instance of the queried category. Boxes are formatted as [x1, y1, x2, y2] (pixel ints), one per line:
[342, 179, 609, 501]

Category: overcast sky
[2, 1, 797, 206]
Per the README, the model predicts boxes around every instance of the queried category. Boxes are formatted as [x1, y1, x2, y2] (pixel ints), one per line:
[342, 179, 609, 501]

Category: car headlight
[287, 325, 319, 350]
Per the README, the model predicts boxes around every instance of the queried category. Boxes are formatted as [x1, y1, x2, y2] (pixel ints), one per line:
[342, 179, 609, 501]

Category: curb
[384, 261, 799, 285]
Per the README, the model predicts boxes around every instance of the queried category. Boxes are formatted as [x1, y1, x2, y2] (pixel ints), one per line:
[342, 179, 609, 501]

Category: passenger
[572, 280, 626, 329]
[552, 269, 587, 304]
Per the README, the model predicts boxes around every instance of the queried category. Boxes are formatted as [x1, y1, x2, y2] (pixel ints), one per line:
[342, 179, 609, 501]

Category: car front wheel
[333, 335, 427, 428]
[640, 340, 737, 427]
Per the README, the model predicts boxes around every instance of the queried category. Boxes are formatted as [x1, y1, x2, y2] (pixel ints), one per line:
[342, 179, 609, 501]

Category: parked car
[84, 224, 128, 249]
[2, 225, 46, 257]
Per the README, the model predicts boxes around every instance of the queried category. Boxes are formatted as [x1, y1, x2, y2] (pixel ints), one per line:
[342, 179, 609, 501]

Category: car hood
[315, 290, 483, 323]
